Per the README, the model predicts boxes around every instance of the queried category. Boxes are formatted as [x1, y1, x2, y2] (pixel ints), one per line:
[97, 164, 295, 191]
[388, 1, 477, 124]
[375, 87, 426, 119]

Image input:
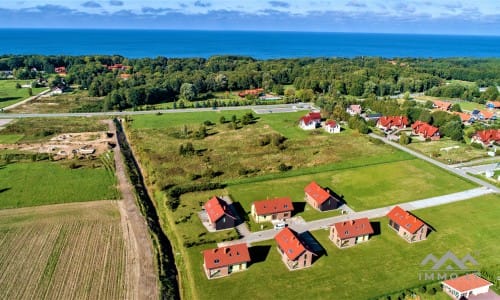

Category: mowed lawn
[0, 161, 119, 208]
[0, 201, 127, 300]
[0, 80, 46, 108]
[226, 159, 476, 214]
[186, 194, 500, 300]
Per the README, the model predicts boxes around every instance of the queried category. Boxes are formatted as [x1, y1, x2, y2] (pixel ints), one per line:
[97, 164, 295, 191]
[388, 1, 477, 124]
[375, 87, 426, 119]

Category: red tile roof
[386, 206, 426, 234]
[54, 66, 66, 73]
[300, 112, 322, 125]
[304, 181, 331, 206]
[238, 88, 264, 97]
[348, 104, 362, 114]
[252, 197, 293, 216]
[377, 116, 409, 129]
[275, 227, 307, 261]
[411, 121, 439, 139]
[203, 243, 251, 269]
[205, 196, 235, 223]
[433, 100, 452, 110]
[325, 120, 337, 127]
[442, 274, 492, 293]
[473, 129, 500, 144]
[479, 110, 495, 119]
[453, 112, 472, 122]
[332, 218, 374, 240]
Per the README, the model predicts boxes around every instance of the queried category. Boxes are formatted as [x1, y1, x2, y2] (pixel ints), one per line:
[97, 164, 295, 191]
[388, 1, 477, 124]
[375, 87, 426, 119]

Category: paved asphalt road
[368, 133, 500, 193]
[0, 103, 313, 119]
[459, 163, 499, 175]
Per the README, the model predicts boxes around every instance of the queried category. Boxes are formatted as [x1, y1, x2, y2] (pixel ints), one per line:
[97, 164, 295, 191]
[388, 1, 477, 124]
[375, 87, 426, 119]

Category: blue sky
[0, 0, 499, 35]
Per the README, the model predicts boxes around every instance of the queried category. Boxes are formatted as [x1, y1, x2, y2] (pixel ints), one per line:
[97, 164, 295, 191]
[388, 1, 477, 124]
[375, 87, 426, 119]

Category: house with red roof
[453, 112, 475, 124]
[346, 104, 362, 116]
[238, 88, 264, 98]
[486, 101, 500, 109]
[204, 196, 237, 231]
[329, 218, 374, 248]
[442, 274, 493, 299]
[107, 64, 131, 71]
[251, 197, 293, 223]
[386, 206, 429, 243]
[411, 121, 440, 140]
[433, 100, 452, 111]
[54, 66, 67, 76]
[299, 111, 322, 130]
[477, 110, 496, 121]
[471, 129, 500, 146]
[304, 181, 340, 211]
[376, 116, 409, 131]
[275, 227, 316, 270]
[202, 243, 251, 279]
[324, 120, 340, 134]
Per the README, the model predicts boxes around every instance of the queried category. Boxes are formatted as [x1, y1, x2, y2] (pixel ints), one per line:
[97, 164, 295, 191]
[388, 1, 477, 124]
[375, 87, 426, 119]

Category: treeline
[1, 55, 499, 110]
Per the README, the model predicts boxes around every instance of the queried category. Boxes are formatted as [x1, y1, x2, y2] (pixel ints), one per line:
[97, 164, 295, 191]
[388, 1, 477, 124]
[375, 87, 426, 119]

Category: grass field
[0, 161, 119, 209]
[0, 201, 127, 300]
[9, 90, 105, 113]
[0, 117, 108, 143]
[184, 194, 500, 300]
[127, 111, 410, 189]
[407, 138, 488, 164]
[0, 80, 47, 108]
[227, 159, 476, 213]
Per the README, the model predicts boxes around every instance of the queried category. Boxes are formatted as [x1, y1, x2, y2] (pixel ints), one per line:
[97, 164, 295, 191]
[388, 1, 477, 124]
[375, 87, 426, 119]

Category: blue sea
[0, 29, 499, 59]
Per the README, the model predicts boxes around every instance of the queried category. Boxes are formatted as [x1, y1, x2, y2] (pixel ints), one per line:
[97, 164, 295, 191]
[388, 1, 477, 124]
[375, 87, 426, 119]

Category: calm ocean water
[0, 29, 499, 59]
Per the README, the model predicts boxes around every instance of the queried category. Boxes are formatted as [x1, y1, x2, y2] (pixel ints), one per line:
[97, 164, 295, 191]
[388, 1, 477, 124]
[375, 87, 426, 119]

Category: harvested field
[0, 201, 128, 300]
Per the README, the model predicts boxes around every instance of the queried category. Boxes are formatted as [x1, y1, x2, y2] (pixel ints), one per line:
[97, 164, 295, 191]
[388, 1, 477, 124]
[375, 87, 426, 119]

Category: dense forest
[1, 55, 499, 112]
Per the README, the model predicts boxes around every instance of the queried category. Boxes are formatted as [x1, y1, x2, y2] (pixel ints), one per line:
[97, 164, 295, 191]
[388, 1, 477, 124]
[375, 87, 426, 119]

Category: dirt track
[107, 120, 159, 300]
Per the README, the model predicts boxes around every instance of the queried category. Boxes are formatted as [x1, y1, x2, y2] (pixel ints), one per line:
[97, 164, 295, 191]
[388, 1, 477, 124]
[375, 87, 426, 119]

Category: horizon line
[0, 27, 499, 37]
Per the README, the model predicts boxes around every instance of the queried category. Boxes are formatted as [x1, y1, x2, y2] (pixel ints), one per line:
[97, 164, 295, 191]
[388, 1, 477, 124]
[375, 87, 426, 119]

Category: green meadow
[0, 80, 46, 108]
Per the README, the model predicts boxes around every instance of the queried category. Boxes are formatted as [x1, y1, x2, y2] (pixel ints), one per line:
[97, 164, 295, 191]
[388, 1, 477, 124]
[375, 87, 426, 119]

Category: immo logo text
[419, 250, 479, 281]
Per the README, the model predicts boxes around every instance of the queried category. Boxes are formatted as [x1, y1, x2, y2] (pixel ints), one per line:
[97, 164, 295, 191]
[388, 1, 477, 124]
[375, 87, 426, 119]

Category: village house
[329, 218, 374, 248]
[275, 227, 316, 270]
[471, 129, 500, 147]
[251, 197, 294, 223]
[120, 73, 131, 80]
[238, 88, 264, 98]
[304, 181, 340, 211]
[453, 112, 475, 125]
[486, 101, 500, 109]
[376, 116, 409, 131]
[346, 104, 362, 116]
[204, 196, 237, 230]
[54, 66, 66, 75]
[478, 110, 496, 121]
[107, 64, 131, 71]
[433, 100, 452, 111]
[324, 120, 340, 134]
[386, 206, 429, 243]
[411, 121, 440, 140]
[441, 274, 493, 299]
[299, 111, 322, 130]
[202, 243, 251, 279]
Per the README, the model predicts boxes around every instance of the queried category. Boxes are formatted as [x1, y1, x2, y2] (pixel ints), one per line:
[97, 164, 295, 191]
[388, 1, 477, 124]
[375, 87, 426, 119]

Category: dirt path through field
[107, 119, 159, 300]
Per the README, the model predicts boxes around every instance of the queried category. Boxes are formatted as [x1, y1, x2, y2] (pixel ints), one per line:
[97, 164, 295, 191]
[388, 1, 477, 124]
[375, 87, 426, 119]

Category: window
[214, 259, 220, 264]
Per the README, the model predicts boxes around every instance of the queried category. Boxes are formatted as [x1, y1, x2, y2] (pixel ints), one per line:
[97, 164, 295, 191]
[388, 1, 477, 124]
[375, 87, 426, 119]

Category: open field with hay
[0, 201, 128, 300]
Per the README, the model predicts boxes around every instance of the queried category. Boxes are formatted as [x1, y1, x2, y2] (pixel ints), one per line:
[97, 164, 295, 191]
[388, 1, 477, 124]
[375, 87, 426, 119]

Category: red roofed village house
[54, 66, 66, 75]
[486, 101, 500, 109]
[376, 116, 409, 131]
[471, 129, 500, 146]
[330, 218, 374, 248]
[433, 100, 452, 111]
[324, 120, 340, 134]
[238, 88, 264, 98]
[203, 243, 251, 279]
[299, 112, 322, 130]
[442, 274, 494, 299]
[304, 181, 340, 211]
[386, 206, 429, 243]
[275, 227, 316, 270]
[346, 104, 362, 116]
[411, 121, 440, 140]
[251, 197, 294, 223]
[204, 196, 236, 230]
